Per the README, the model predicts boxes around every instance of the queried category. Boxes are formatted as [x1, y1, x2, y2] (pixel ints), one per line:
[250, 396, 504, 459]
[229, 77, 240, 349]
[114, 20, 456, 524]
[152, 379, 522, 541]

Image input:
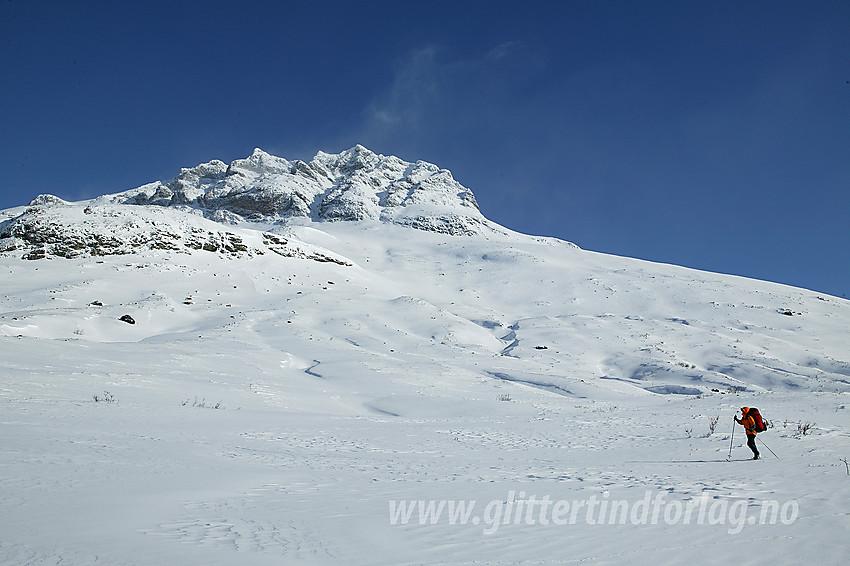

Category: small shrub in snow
[794, 422, 814, 438]
[182, 397, 225, 409]
[93, 391, 116, 403]
[708, 415, 719, 436]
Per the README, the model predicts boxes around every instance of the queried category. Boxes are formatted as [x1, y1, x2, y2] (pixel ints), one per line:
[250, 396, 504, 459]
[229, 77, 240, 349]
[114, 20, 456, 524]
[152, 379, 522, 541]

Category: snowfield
[1, 147, 849, 565]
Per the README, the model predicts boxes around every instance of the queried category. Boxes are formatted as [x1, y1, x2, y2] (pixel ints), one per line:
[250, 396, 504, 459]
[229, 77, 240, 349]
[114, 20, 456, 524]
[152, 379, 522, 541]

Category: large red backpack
[748, 408, 767, 432]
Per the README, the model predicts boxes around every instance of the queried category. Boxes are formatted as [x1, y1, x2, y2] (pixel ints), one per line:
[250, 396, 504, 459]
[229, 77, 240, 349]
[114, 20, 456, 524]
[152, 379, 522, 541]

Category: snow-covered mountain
[105, 144, 487, 234]
[1, 146, 848, 565]
[0, 146, 495, 260]
[1, 145, 846, 394]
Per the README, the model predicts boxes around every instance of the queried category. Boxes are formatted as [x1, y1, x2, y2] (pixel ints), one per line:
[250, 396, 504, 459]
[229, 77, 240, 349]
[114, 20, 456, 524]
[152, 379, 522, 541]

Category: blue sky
[2, 1, 848, 297]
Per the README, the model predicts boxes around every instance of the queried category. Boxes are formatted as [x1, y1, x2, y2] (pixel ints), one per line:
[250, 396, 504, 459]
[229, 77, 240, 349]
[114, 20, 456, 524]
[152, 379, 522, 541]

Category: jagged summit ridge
[0, 145, 511, 261]
[101, 145, 488, 234]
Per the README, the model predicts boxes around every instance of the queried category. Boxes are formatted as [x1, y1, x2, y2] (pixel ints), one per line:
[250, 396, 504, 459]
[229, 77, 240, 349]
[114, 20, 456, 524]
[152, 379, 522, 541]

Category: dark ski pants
[746, 434, 760, 458]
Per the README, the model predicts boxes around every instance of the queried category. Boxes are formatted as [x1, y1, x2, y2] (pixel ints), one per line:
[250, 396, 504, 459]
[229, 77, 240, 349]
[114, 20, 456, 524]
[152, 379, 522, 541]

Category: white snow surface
[1, 147, 849, 565]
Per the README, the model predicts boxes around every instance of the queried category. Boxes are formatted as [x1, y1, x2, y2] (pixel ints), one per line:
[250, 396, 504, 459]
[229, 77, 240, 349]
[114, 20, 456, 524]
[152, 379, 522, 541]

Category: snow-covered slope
[1, 147, 849, 565]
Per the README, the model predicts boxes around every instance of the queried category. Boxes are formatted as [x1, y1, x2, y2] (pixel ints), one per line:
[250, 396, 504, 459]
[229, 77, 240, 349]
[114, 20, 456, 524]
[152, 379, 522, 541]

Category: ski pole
[756, 437, 779, 459]
[728, 417, 736, 460]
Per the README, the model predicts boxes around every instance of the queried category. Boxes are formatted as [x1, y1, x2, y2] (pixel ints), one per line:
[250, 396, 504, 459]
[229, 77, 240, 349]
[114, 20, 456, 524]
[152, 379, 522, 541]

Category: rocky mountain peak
[225, 148, 291, 178]
[97, 145, 492, 234]
[0, 146, 501, 262]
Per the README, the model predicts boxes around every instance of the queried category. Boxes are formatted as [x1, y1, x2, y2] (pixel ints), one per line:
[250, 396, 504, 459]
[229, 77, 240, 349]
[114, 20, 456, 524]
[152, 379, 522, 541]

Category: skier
[735, 407, 760, 460]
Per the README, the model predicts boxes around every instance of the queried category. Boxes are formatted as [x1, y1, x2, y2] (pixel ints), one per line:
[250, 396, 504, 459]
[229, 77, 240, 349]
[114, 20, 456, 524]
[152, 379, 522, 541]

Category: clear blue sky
[2, 1, 848, 298]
